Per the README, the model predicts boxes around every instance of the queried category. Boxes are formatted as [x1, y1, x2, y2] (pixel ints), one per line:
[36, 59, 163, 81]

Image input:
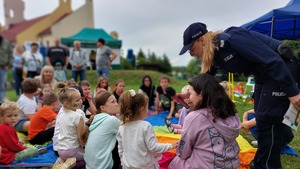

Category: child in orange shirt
[28, 92, 58, 145]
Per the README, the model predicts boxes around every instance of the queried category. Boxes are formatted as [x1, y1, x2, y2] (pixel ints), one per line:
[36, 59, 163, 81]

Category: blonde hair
[0, 101, 20, 116]
[40, 66, 55, 84]
[58, 87, 79, 109]
[119, 91, 148, 125]
[13, 45, 24, 56]
[200, 31, 222, 73]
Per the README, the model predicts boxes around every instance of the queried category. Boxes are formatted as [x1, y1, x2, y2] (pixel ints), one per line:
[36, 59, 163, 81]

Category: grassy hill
[4, 69, 300, 168]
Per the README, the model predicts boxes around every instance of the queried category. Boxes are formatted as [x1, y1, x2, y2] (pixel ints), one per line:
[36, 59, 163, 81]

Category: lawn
[4, 69, 300, 168]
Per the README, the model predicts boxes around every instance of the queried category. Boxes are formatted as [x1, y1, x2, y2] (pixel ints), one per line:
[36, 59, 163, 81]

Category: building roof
[0, 15, 48, 42]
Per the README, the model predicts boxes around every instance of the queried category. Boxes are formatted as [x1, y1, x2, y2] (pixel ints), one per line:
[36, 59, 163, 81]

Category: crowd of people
[0, 18, 299, 168]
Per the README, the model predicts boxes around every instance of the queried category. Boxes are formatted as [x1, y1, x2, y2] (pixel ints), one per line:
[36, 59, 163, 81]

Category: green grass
[4, 69, 300, 168]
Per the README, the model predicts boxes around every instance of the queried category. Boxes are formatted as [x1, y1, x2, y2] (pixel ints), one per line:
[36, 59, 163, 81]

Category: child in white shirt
[117, 90, 178, 169]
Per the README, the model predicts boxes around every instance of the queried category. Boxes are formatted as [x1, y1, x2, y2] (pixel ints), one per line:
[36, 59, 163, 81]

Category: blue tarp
[241, 0, 300, 40]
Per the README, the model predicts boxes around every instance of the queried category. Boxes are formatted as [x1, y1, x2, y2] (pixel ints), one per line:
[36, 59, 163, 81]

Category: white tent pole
[271, 16, 275, 38]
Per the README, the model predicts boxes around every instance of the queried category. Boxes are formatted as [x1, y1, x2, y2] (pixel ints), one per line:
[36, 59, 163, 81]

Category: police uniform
[212, 27, 299, 169]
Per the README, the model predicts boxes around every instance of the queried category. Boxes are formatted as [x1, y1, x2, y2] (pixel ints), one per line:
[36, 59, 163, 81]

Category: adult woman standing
[12, 45, 25, 96]
[178, 22, 300, 169]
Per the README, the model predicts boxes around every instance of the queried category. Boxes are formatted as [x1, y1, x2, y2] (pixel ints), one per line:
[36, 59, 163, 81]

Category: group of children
[0, 73, 243, 168]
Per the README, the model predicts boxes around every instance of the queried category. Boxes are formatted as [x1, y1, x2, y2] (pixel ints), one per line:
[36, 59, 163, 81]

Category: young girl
[117, 90, 177, 169]
[168, 74, 241, 169]
[138, 75, 156, 110]
[113, 79, 125, 102]
[54, 87, 87, 168]
[84, 91, 121, 169]
[0, 101, 46, 165]
[94, 76, 109, 97]
[37, 83, 53, 110]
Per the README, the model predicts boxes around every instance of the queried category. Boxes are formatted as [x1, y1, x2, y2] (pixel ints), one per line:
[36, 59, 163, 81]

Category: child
[138, 75, 156, 110]
[0, 101, 46, 165]
[84, 91, 121, 169]
[15, 78, 39, 133]
[165, 85, 190, 134]
[53, 87, 87, 168]
[117, 90, 177, 169]
[37, 83, 53, 110]
[154, 76, 177, 119]
[78, 80, 96, 117]
[94, 76, 109, 97]
[54, 62, 67, 81]
[113, 79, 125, 102]
[28, 92, 58, 145]
[168, 74, 241, 169]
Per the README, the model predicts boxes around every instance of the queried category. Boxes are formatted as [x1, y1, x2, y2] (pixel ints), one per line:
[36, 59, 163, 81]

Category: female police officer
[179, 22, 300, 169]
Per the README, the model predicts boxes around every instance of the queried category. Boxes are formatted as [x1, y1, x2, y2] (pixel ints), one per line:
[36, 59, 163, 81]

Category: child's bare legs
[58, 147, 85, 168]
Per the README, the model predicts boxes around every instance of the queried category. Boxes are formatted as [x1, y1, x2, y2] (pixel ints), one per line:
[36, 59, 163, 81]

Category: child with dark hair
[84, 91, 121, 169]
[28, 92, 58, 145]
[138, 75, 156, 110]
[117, 90, 178, 169]
[37, 83, 53, 110]
[15, 78, 39, 133]
[169, 74, 241, 169]
[79, 80, 96, 118]
[0, 101, 46, 165]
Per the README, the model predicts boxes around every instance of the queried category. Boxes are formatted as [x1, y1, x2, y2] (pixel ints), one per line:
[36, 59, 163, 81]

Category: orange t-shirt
[28, 106, 57, 140]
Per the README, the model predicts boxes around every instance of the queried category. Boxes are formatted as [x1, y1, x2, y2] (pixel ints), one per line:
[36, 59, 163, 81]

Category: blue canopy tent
[241, 0, 300, 40]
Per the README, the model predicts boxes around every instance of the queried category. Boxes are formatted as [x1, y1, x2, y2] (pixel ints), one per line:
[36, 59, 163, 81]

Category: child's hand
[153, 153, 161, 158]
[172, 141, 179, 149]
[19, 140, 25, 145]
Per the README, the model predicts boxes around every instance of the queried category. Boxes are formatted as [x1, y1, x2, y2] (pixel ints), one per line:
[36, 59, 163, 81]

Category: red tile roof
[0, 15, 48, 42]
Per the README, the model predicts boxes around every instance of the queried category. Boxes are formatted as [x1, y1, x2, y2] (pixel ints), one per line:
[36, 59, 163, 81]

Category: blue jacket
[213, 27, 299, 97]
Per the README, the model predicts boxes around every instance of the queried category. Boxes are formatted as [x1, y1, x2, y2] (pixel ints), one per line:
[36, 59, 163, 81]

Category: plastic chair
[245, 76, 255, 93]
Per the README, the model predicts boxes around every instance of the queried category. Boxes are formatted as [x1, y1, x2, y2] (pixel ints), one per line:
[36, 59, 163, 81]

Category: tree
[186, 58, 200, 76]
[136, 48, 147, 65]
[160, 54, 172, 73]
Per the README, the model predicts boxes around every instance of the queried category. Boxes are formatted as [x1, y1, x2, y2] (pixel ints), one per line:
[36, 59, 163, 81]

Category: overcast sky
[0, 0, 290, 66]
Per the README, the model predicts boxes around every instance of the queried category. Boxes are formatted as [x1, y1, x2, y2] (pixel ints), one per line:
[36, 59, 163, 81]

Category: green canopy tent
[61, 28, 122, 48]
[61, 28, 122, 69]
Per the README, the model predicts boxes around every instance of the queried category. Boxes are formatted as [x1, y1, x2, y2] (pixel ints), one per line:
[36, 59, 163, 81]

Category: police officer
[179, 22, 300, 169]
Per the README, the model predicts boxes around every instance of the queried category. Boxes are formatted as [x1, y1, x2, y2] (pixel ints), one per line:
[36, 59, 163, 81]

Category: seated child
[37, 83, 53, 110]
[79, 80, 96, 117]
[138, 75, 156, 110]
[117, 90, 178, 168]
[28, 92, 58, 145]
[94, 76, 109, 97]
[241, 109, 297, 155]
[113, 79, 125, 102]
[15, 78, 39, 133]
[0, 101, 46, 165]
[165, 85, 190, 134]
[54, 62, 67, 82]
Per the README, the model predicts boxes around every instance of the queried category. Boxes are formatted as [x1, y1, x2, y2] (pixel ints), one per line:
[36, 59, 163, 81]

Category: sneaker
[164, 117, 172, 127]
[53, 157, 64, 166]
[64, 157, 77, 169]
[167, 126, 174, 133]
[251, 141, 258, 146]
[37, 147, 47, 155]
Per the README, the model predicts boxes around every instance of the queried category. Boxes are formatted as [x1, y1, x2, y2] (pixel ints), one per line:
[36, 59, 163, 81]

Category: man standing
[69, 41, 88, 82]
[96, 38, 117, 79]
[23, 42, 43, 78]
[0, 35, 13, 104]
[46, 38, 69, 71]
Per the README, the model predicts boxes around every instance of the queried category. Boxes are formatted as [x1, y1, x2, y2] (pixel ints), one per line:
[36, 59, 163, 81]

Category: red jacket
[0, 123, 26, 164]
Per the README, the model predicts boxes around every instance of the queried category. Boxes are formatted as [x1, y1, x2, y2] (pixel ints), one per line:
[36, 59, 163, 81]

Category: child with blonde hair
[84, 91, 121, 169]
[53, 87, 87, 168]
[0, 101, 46, 165]
[117, 90, 178, 169]
[113, 79, 125, 102]
[94, 76, 109, 97]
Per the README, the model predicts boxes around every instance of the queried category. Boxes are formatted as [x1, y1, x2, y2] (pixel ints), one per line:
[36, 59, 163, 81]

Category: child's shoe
[52, 157, 76, 169]
[164, 117, 172, 127]
[37, 147, 47, 155]
[167, 126, 175, 133]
